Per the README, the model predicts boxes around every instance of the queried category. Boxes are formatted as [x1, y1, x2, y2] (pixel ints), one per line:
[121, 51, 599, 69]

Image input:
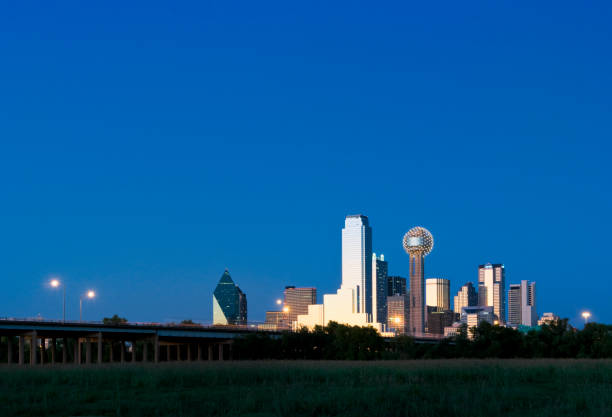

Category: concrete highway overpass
[0, 319, 277, 365]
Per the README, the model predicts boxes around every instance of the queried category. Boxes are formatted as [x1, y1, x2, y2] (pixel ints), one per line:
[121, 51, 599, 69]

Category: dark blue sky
[1, 2, 610, 326]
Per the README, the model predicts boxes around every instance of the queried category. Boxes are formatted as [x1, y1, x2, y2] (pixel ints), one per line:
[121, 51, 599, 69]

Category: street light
[582, 311, 591, 326]
[80, 290, 96, 322]
[282, 306, 290, 313]
[276, 299, 282, 305]
[49, 278, 66, 322]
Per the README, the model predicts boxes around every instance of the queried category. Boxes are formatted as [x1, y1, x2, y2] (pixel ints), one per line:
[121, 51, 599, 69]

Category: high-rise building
[403, 227, 434, 336]
[427, 309, 457, 335]
[372, 253, 388, 324]
[521, 281, 536, 327]
[387, 276, 407, 296]
[508, 284, 522, 326]
[426, 278, 450, 311]
[461, 305, 494, 338]
[212, 270, 247, 325]
[453, 282, 478, 314]
[478, 263, 506, 324]
[508, 281, 537, 327]
[341, 215, 373, 315]
[387, 294, 409, 334]
[284, 286, 317, 326]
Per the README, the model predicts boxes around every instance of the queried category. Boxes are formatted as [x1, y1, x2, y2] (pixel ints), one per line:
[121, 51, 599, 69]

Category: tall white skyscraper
[372, 253, 388, 324]
[342, 215, 373, 315]
[478, 263, 506, 324]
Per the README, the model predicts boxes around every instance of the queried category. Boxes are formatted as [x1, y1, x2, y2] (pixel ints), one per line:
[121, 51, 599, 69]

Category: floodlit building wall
[295, 304, 324, 330]
[426, 278, 450, 311]
[341, 215, 372, 315]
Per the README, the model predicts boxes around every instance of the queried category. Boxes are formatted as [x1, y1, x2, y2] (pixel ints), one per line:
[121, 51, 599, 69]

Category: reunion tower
[403, 226, 434, 336]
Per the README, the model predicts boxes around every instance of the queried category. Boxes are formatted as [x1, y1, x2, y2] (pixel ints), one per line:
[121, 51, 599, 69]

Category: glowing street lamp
[282, 306, 290, 313]
[49, 278, 66, 322]
[80, 290, 96, 322]
[582, 311, 591, 326]
[276, 299, 282, 305]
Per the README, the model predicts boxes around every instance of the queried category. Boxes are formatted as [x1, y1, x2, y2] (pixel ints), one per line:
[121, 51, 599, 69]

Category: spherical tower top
[403, 226, 434, 256]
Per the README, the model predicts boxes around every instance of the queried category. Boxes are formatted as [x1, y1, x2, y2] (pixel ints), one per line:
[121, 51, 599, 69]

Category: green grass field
[0, 360, 610, 417]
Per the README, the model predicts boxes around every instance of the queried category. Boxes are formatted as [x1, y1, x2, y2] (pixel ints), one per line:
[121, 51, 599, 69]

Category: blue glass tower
[213, 269, 247, 325]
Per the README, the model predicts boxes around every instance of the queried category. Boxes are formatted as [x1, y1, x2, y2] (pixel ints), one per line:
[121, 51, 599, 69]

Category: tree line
[233, 320, 612, 360]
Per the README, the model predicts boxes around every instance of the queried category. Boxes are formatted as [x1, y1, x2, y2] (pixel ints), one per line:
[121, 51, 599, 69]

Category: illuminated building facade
[284, 286, 317, 326]
[341, 215, 373, 315]
[478, 263, 506, 324]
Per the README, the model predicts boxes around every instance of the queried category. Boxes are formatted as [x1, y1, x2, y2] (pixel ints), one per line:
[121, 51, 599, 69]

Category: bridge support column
[40, 338, 45, 365]
[153, 335, 159, 363]
[208, 344, 213, 361]
[19, 336, 25, 365]
[109, 342, 114, 362]
[132, 342, 137, 363]
[30, 330, 37, 365]
[62, 339, 68, 364]
[218, 343, 224, 361]
[143, 342, 148, 362]
[97, 333, 103, 364]
[74, 338, 79, 364]
[7, 337, 13, 364]
[187, 344, 192, 361]
[166, 345, 171, 362]
[120, 341, 125, 363]
[197, 344, 202, 361]
[86, 339, 92, 364]
[78, 339, 83, 364]
[51, 338, 57, 364]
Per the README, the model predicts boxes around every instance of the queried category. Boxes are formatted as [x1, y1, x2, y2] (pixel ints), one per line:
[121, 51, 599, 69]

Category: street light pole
[582, 311, 591, 326]
[80, 290, 96, 322]
[50, 279, 66, 322]
[62, 285, 66, 323]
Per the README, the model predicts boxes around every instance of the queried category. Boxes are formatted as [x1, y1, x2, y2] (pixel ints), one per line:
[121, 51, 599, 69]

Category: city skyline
[1, 2, 610, 327]
[1, 212, 602, 328]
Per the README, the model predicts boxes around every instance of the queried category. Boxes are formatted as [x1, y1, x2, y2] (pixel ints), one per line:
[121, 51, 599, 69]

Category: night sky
[1, 1, 610, 326]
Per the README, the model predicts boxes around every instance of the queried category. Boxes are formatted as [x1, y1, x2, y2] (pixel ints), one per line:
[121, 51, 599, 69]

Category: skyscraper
[425, 278, 450, 311]
[508, 284, 522, 326]
[283, 286, 317, 326]
[453, 282, 478, 314]
[387, 294, 409, 334]
[508, 281, 537, 327]
[387, 276, 407, 296]
[212, 270, 247, 325]
[341, 215, 373, 315]
[478, 263, 506, 324]
[427, 310, 456, 335]
[372, 253, 388, 324]
[403, 227, 434, 336]
[521, 281, 536, 327]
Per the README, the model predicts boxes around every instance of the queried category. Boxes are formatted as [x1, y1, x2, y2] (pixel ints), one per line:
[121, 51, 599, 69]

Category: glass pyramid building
[213, 269, 247, 325]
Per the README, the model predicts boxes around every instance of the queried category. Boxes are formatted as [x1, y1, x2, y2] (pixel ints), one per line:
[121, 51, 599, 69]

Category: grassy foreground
[0, 360, 611, 417]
